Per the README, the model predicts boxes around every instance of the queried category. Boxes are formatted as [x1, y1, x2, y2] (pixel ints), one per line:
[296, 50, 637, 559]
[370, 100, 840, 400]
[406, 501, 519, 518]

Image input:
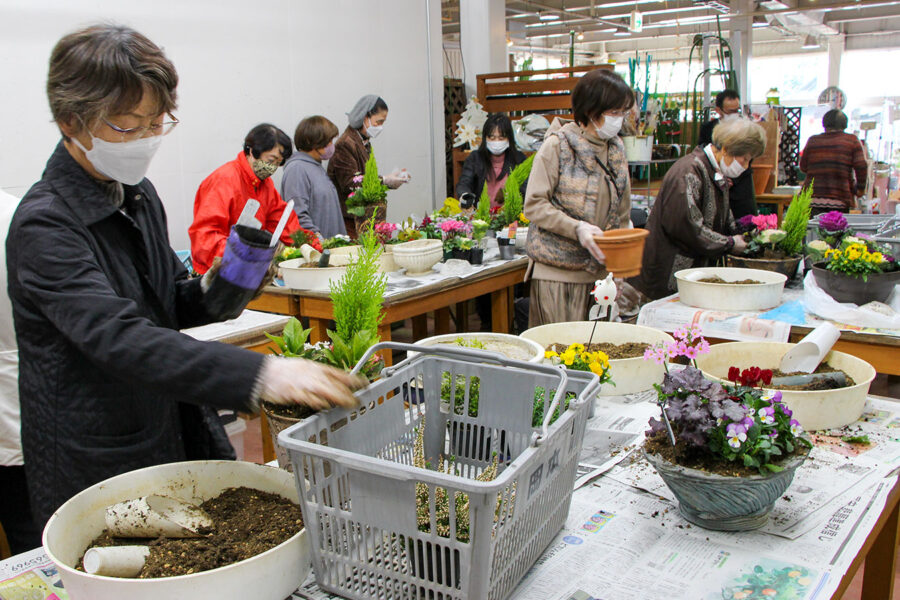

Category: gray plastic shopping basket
[279, 342, 600, 600]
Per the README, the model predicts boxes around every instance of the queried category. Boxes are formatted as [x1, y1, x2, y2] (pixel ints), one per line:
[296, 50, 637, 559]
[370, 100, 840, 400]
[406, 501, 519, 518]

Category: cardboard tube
[83, 546, 150, 578]
[105, 495, 213, 538]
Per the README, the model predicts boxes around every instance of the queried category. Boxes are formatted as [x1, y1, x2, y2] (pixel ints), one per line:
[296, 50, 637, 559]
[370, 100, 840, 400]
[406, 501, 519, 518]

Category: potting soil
[696, 276, 764, 285]
[79, 487, 303, 578]
[547, 342, 649, 360]
[769, 364, 855, 391]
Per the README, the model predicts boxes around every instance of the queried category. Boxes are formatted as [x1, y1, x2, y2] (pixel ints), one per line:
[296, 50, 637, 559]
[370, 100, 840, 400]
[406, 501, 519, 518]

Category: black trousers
[0, 465, 42, 554]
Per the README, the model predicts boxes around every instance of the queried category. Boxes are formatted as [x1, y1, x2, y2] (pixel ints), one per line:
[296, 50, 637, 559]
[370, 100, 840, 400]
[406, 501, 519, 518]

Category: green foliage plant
[474, 183, 491, 222]
[346, 150, 388, 217]
[779, 184, 812, 256]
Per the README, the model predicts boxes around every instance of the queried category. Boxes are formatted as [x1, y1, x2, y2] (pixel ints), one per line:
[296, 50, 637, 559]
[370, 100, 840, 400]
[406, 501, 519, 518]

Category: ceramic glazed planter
[694, 341, 876, 431]
[520, 322, 673, 395]
[725, 255, 801, 279]
[352, 202, 387, 238]
[811, 262, 900, 304]
[592, 228, 650, 277]
[644, 448, 808, 531]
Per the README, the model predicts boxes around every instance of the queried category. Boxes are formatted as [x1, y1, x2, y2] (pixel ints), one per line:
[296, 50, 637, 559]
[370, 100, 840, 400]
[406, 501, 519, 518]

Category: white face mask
[72, 133, 162, 185]
[486, 140, 509, 155]
[721, 112, 740, 122]
[593, 115, 624, 140]
[719, 155, 747, 178]
[365, 119, 383, 139]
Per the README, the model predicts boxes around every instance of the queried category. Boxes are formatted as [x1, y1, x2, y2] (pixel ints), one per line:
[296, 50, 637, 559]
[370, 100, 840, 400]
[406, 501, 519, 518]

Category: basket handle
[351, 342, 569, 444]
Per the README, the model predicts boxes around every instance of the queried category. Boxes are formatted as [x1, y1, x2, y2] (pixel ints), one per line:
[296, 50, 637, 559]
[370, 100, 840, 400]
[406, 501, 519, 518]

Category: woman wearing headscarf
[327, 95, 408, 233]
[6, 24, 361, 527]
[631, 117, 765, 300]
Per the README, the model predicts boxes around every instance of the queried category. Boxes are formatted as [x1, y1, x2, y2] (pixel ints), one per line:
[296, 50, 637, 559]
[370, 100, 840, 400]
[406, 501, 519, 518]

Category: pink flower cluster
[750, 213, 778, 231]
[352, 174, 365, 184]
[374, 222, 397, 235]
[643, 324, 711, 364]
[439, 219, 469, 235]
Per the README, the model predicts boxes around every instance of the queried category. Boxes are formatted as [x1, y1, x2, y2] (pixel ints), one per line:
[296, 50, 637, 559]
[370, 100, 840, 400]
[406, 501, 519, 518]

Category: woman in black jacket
[6, 24, 360, 527]
[455, 113, 527, 207]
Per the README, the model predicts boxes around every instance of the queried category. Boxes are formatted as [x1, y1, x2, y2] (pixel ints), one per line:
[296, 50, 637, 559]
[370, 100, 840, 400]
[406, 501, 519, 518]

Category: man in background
[0, 189, 41, 554]
[698, 89, 757, 219]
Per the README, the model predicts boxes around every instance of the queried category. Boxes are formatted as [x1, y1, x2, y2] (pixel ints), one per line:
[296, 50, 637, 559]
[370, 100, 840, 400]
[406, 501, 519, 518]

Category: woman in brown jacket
[524, 69, 634, 326]
[631, 117, 765, 300]
[327, 95, 408, 233]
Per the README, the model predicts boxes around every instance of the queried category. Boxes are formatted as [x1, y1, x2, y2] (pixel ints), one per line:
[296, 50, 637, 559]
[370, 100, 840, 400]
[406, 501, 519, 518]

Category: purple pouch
[218, 225, 276, 290]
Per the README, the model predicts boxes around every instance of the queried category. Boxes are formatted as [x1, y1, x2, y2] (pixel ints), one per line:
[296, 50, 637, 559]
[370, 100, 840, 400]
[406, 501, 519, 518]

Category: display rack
[779, 106, 802, 185]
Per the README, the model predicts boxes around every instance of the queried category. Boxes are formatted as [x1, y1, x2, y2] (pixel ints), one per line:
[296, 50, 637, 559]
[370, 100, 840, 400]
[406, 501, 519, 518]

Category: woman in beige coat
[523, 69, 634, 326]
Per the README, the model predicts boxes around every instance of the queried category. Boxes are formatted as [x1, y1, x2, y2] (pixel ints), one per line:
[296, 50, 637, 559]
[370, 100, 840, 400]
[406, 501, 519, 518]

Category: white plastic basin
[279, 257, 346, 291]
[414, 332, 544, 363]
[43, 460, 311, 600]
[675, 267, 787, 311]
[520, 322, 674, 395]
[695, 341, 876, 430]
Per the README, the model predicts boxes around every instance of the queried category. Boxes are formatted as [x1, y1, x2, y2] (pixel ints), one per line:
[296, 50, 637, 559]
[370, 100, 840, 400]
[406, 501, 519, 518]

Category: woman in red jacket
[189, 124, 299, 273]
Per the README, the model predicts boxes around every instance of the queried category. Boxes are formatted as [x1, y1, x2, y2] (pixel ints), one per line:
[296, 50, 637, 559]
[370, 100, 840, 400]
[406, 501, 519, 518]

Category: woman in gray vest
[523, 69, 634, 326]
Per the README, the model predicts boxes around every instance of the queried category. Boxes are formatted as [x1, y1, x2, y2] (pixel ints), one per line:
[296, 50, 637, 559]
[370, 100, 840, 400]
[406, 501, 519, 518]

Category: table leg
[412, 315, 428, 341]
[435, 308, 451, 335]
[259, 411, 275, 464]
[456, 302, 469, 333]
[378, 323, 393, 367]
[308, 317, 330, 343]
[491, 287, 511, 334]
[861, 492, 900, 600]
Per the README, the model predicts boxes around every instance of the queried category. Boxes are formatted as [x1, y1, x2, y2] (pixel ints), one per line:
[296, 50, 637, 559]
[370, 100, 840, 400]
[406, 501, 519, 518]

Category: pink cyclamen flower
[751, 214, 778, 231]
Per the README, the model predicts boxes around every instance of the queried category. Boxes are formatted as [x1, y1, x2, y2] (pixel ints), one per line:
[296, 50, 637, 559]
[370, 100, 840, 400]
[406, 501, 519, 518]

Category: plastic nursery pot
[451, 248, 472, 262]
[591, 228, 650, 278]
[811, 262, 900, 304]
[470, 247, 484, 265]
[725, 255, 802, 279]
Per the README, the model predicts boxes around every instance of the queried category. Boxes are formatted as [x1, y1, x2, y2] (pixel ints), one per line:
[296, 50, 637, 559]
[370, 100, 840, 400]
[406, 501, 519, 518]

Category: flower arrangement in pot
[815, 210, 851, 248]
[727, 186, 812, 278]
[808, 235, 900, 304]
[345, 150, 389, 237]
[642, 325, 811, 531]
[440, 218, 472, 260]
[262, 225, 386, 468]
[274, 226, 323, 264]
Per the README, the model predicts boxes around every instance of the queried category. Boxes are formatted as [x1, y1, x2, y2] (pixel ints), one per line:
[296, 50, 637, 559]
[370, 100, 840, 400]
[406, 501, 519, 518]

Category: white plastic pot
[43, 461, 311, 600]
[675, 267, 787, 311]
[622, 135, 653, 162]
[520, 321, 674, 395]
[279, 257, 346, 291]
[694, 341, 876, 431]
[414, 332, 544, 363]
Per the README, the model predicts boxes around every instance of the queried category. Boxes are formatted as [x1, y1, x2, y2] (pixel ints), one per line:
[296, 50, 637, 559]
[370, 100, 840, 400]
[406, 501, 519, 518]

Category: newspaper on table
[0, 546, 68, 600]
[180, 309, 290, 341]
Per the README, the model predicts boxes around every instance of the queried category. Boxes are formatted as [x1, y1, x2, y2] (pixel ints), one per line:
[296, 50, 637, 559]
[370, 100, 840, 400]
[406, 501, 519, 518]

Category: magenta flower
[818, 211, 848, 233]
[751, 213, 778, 231]
[769, 430, 779, 439]
[738, 214, 755, 229]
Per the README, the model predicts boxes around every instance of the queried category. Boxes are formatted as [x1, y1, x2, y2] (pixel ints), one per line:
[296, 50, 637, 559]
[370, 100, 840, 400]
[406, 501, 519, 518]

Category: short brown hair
[711, 117, 767, 159]
[571, 69, 635, 127]
[47, 24, 178, 137]
[294, 116, 339, 152]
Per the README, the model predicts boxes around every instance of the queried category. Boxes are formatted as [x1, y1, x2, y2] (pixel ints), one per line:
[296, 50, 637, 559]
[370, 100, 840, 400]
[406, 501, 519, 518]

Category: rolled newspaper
[779, 322, 841, 374]
[83, 546, 150, 578]
[105, 495, 213, 538]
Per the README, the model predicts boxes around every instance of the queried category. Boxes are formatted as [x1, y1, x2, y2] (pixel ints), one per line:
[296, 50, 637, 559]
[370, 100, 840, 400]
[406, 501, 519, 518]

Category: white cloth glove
[383, 168, 410, 189]
[259, 356, 365, 410]
[730, 235, 748, 255]
[575, 221, 606, 263]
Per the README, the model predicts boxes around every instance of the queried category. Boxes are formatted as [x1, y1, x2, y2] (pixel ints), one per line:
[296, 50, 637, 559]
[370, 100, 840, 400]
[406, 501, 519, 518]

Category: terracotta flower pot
[725, 254, 801, 279]
[353, 202, 387, 238]
[751, 163, 773, 195]
[811, 262, 900, 304]
[592, 228, 650, 277]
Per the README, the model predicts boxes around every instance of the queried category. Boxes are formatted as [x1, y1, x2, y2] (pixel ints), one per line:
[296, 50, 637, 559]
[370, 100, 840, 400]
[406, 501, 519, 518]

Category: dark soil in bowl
[644, 433, 804, 477]
[769, 364, 855, 391]
[696, 276, 764, 284]
[80, 487, 303, 578]
[547, 341, 650, 359]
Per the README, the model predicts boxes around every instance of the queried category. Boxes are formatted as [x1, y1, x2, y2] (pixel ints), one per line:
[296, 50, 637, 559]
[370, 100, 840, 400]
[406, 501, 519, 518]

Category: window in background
[750, 53, 827, 105]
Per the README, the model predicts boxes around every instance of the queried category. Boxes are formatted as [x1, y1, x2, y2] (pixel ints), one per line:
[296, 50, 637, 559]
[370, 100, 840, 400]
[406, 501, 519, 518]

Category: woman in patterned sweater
[799, 110, 868, 214]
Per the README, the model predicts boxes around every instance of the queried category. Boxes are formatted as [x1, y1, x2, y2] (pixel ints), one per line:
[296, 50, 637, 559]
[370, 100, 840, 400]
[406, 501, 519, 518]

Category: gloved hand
[730, 235, 748, 255]
[575, 221, 606, 263]
[383, 168, 410, 189]
[259, 356, 366, 410]
[252, 243, 282, 300]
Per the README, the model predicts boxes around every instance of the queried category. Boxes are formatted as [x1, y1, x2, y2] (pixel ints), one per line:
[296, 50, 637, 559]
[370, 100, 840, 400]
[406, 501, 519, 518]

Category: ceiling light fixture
[614, 29, 631, 36]
[539, 11, 560, 20]
[577, 29, 585, 40]
[801, 34, 820, 48]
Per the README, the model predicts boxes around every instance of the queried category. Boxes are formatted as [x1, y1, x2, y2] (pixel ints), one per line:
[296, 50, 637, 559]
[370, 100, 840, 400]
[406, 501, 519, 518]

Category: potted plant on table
[726, 186, 812, 278]
[346, 150, 389, 237]
[261, 225, 387, 468]
[809, 235, 900, 304]
[642, 326, 811, 531]
[815, 210, 851, 248]
[440, 218, 472, 261]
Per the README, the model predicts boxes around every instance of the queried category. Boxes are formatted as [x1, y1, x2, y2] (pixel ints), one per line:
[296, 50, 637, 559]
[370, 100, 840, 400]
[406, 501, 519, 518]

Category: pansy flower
[758, 406, 775, 425]
[726, 423, 747, 449]
[790, 419, 803, 436]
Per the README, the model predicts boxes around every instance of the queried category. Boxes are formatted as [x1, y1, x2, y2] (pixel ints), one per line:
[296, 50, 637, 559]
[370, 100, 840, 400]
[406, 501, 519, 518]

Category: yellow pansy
[568, 343, 585, 353]
[544, 350, 559, 359]
[871, 252, 884, 263]
[580, 352, 591, 362]
[561, 349, 576, 366]
[589, 362, 606, 376]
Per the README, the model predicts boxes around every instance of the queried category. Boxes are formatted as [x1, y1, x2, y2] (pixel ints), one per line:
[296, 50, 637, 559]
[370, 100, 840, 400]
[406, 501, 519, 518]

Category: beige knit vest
[525, 124, 628, 272]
